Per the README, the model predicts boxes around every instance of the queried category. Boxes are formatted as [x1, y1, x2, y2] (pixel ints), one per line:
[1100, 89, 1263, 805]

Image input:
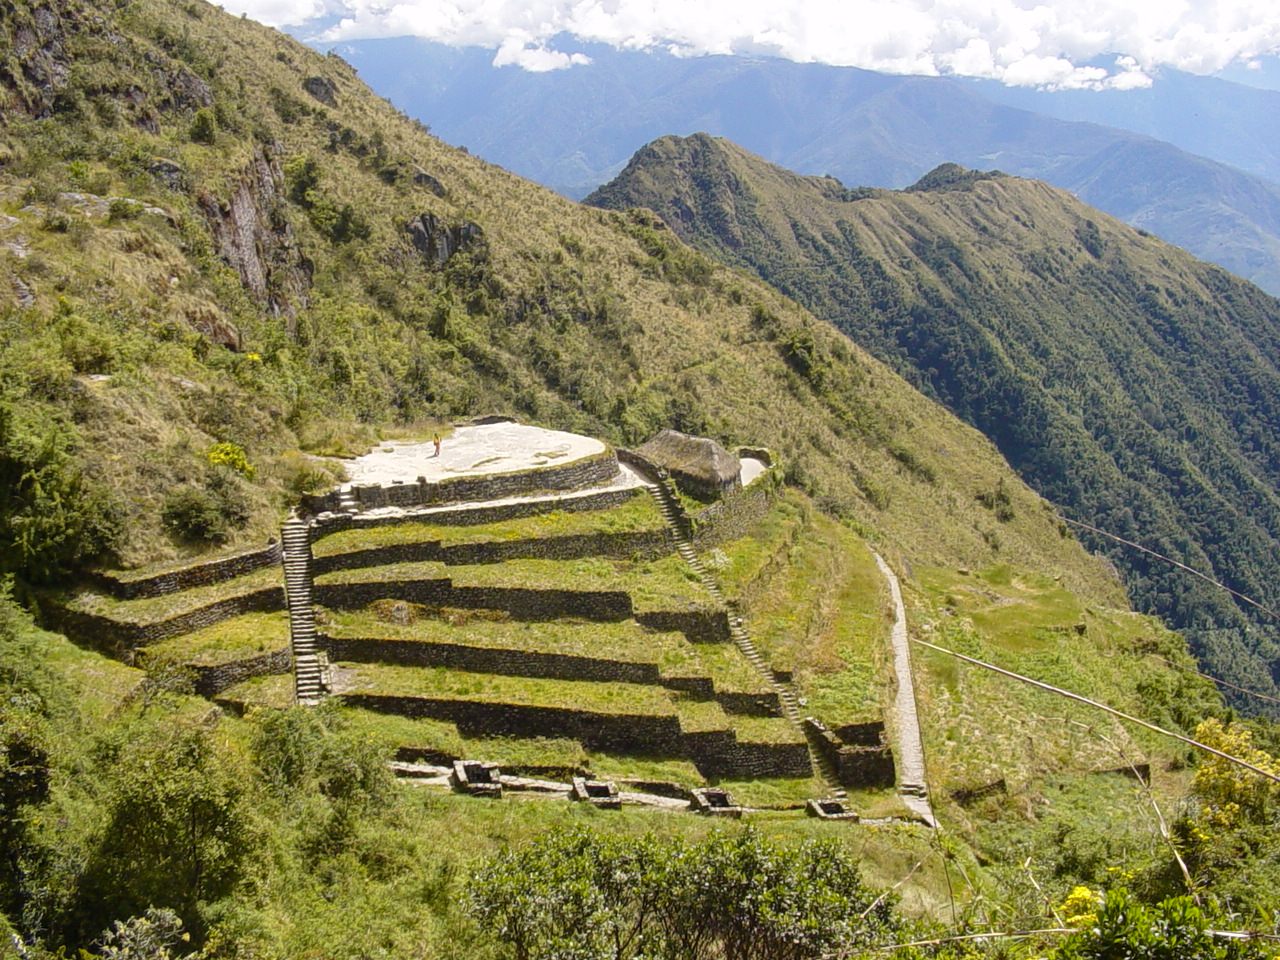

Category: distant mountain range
[587, 133, 1280, 708]
[322, 37, 1280, 295]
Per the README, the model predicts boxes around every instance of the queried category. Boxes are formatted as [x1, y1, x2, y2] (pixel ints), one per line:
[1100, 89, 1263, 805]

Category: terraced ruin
[45, 420, 901, 811]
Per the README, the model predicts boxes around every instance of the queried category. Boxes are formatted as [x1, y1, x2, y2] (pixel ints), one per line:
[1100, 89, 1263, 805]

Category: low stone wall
[311, 486, 641, 540]
[341, 693, 687, 753]
[191, 646, 293, 697]
[86, 542, 282, 599]
[635, 609, 731, 643]
[682, 730, 811, 779]
[833, 745, 896, 789]
[321, 635, 663, 685]
[835, 720, 886, 747]
[304, 448, 619, 515]
[660, 675, 716, 698]
[312, 527, 673, 576]
[47, 587, 286, 656]
[313, 579, 633, 621]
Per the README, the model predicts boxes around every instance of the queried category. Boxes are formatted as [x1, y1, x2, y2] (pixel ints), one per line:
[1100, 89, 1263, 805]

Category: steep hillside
[325, 39, 1280, 294]
[0, 0, 1121, 604]
[2, 4, 1269, 957]
[587, 134, 1280, 710]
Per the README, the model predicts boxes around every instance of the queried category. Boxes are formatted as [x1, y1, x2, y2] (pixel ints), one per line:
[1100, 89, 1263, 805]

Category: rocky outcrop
[197, 147, 312, 325]
[302, 76, 337, 107]
[412, 166, 447, 197]
[405, 213, 483, 267]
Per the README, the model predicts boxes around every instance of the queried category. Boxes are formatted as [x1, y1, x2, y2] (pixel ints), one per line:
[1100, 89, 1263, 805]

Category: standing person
[433, 434, 441, 457]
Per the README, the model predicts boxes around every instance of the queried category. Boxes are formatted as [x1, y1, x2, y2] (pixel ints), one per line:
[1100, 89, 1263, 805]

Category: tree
[467, 828, 898, 960]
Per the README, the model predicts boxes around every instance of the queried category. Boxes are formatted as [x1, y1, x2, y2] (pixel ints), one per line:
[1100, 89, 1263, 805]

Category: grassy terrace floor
[311, 493, 664, 557]
[148, 611, 291, 666]
[64, 565, 284, 623]
[336, 663, 680, 716]
[906, 563, 1197, 789]
[321, 608, 771, 696]
[714, 491, 890, 729]
[311, 555, 708, 608]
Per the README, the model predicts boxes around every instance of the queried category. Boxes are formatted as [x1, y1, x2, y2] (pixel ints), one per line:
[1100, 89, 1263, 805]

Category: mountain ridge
[323, 38, 1280, 294]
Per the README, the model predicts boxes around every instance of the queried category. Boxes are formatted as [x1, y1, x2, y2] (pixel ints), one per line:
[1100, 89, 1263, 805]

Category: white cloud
[231, 0, 1280, 88]
[218, 0, 329, 26]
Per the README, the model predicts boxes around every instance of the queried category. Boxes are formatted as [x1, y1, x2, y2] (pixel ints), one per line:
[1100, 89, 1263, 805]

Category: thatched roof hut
[636, 429, 741, 499]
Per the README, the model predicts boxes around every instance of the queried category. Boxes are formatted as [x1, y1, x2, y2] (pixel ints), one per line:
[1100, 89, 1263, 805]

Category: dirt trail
[874, 552, 936, 827]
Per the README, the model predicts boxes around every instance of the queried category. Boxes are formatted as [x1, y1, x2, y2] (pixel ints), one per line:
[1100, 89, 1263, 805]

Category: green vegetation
[311, 493, 661, 557]
[588, 132, 1280, 713]
[2, 1, 1278, 956]
[0, 0, 1123, 612]
[466, 828, 899, 960]
[148, 610, 289, 666]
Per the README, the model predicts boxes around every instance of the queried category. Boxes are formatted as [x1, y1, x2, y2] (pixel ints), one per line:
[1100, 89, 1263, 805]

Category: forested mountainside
[1, 3, 1276, 958]
[588, 134, 1280, 711]
[326, 38, 1280, 295]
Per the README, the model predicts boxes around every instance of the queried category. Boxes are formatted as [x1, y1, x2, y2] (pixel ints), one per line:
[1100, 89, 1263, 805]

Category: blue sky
[226, 0, 1280, 90]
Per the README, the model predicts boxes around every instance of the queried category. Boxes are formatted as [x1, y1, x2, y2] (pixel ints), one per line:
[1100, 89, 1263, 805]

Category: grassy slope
[586, 133, 1280, 710]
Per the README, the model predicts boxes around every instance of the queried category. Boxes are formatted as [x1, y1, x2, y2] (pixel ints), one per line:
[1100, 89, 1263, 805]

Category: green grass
[448, 556, 708, 606]
[717, 493, 890, 728]
[63, 565, 283, 624]
[905, 563, 1220, 791]
[325, 608, 693, 665]
[147, 610, 290, 665]
[339, 663, 679, 716]
[671, 695, 731, 733]
[710, 775, 826, 807]
[314, 559, 449, 585]
[338, 706, 468, 757]
[730, 715, 806, 745]
[216, 672, 297, 710]
[312, 493, 661, 557]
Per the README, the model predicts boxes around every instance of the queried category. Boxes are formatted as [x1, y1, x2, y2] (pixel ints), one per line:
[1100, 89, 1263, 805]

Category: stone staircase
[644, 478, 845, 797]
[282, 516, 326, 705]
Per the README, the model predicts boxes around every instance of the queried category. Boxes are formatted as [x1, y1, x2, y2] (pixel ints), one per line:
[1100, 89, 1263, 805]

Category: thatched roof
[636, 430, 741, 489]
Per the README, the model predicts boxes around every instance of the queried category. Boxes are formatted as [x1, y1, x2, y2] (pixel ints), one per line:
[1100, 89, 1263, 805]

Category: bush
[160, 473, 249, 544]
[0, 400, 124, 583]
[467, 828, 898, 960]
[205, 441, 254, 479]
[189, 108, 217, 145]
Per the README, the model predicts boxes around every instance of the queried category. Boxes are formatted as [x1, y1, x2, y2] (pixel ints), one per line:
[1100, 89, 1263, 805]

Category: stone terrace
[49, 421, 856, 797]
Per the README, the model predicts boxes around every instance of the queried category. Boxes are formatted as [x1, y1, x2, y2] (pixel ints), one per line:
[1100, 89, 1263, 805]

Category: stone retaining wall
[635, 609, 731, 643]
[86, 542, 282, 599]
[313, 580, 633, 621]
[47, 587, 286, 656]
[342, 693, 809, 778]
[304, 448, 619, 515]
[192, 646, 293, 697]
[805, 716, 895, 788]
[714, 691, 782, 716]
[312, 528, 672, 576]
[321, 635, 663, 685]
[341, 693, 687, 753]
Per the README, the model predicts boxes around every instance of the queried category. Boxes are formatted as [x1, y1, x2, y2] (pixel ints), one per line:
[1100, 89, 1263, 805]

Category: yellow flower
[1061, 886, 1100, 927]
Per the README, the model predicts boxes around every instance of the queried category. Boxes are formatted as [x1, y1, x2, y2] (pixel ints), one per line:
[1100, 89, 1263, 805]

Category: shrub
[205, 442, 254, 479]
[160, 473, 249, 544]
[189, 108, 217, 145]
